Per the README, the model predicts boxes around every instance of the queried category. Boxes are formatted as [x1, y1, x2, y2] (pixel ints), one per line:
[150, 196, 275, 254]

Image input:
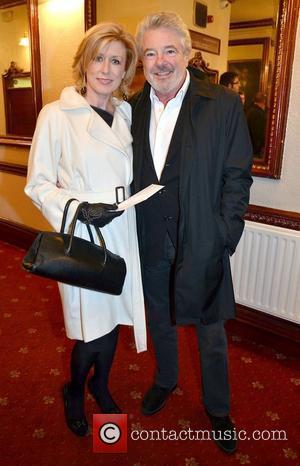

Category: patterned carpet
[0, 241, 299, 466]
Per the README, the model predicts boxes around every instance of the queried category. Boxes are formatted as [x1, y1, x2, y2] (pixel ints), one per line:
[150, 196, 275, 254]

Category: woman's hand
[78, 202, 123, 227]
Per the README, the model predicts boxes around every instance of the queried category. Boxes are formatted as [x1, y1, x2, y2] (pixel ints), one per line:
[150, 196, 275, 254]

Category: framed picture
[228, 38, 270, 110]
[228, 59, 262, 108]
[189, 29, 220, 55]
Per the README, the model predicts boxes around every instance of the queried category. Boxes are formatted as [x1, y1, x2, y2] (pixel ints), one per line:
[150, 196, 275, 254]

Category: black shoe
[141, 383, 177, 416]
[206, 410, 237, 454]
[88, 377, 121, 414]
[62, 384, 89, 437]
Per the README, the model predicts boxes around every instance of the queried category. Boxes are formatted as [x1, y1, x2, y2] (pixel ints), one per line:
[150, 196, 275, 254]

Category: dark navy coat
[131, 70, 253, 325]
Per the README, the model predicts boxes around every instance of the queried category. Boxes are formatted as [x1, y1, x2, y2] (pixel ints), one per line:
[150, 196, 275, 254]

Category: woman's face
[85, 40, 127, 106]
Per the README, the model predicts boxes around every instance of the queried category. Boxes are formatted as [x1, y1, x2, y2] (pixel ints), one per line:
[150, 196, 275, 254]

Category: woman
[25, 23, 147, 437]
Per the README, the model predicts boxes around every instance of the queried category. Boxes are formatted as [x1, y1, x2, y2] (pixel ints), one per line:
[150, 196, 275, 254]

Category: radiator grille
[230, 221, 300, 324]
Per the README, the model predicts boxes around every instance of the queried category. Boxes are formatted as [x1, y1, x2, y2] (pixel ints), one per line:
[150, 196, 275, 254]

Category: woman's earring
[80, 75, 87, 95]
[120, 78, 127, 99]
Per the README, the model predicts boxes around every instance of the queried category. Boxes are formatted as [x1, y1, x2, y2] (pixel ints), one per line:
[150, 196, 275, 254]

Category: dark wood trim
[236, 304, 300, 344]
[0, 162, 27, 176]
[0, 219, 37, 249]
[230, 18, 274, 30]
[28, 0, 42, 121]
[84, 0, 96, 31]
[0, 0, 25, 7]
[229, 38, 270, 46]
[0, 136, 31, 146]
[245, 205, 300, 231]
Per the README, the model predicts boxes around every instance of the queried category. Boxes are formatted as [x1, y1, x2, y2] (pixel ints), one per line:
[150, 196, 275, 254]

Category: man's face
[141, 27, 189, 99]
[229, 78, 241, 93]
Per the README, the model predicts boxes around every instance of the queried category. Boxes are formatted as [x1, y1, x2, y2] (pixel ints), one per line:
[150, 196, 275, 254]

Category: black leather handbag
[22, 199, 126, 295]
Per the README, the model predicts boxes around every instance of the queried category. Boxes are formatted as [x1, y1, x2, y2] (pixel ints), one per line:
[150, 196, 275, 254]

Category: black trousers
[143, 233, 230, 417]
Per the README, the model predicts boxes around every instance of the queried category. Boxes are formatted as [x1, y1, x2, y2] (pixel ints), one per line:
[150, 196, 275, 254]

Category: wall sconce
[19, 32, 29, 47]
[48, 0, 82, 13]
[220, 0, 234, 8]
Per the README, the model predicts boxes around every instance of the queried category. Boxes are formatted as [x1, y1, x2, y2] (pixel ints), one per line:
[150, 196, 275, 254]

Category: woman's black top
[91, 106, 113, 127]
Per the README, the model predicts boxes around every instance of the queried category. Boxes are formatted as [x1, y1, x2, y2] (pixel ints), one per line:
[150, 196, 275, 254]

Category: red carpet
[0, 241, 299, 466]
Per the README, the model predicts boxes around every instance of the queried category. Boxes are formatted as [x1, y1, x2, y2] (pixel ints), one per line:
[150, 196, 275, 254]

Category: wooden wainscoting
[245, 204, 300, 230]
[0, 219, 37, 250]
[236, 304, 300, 343]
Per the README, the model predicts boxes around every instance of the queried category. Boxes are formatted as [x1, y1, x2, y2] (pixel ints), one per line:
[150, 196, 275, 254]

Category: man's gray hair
[136, 11, 192, 58]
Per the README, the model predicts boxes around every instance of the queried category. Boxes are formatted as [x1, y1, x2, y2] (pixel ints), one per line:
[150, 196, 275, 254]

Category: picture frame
[228, 59, 262, 109]
[188, 51, 219, 84]
[189, 29, 221, 55]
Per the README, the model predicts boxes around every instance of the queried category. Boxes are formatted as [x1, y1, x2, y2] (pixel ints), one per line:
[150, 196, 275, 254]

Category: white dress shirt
[149, 71, 190, 180]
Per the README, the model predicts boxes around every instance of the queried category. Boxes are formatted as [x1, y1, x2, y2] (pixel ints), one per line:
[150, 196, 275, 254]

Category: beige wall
[0, 144, 51, 229]
[228, 44, 263, 61]
[38, 0, 85, 104]
[0, 2, 299, 233]
[0, 170, 50, 229]
[0, 144, 28, 166]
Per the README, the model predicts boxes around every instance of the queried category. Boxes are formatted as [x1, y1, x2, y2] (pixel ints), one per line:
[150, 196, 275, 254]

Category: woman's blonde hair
[73, 22, 137, 98]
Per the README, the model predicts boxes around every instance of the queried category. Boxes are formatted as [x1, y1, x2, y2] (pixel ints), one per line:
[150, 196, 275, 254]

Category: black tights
[68, 326, 119, 416]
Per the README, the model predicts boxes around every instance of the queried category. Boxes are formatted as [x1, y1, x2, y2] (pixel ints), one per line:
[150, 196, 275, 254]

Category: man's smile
[154, 71, 173, 77]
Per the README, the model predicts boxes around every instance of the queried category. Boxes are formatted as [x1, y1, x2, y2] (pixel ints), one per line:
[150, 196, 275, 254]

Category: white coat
[25, 86, 147, 352]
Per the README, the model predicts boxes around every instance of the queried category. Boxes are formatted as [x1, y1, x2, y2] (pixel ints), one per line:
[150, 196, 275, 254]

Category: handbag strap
[60, 198, 79, 234]
[60, 198, 96, 248]
[64, 201, 95, 244]
[65, 202, 108, 267]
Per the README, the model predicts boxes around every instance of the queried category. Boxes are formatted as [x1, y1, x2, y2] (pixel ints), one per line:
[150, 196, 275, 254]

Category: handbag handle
[60, 198, 79, 234]
[61, 200, 107, 267]
[60, 198, 93, 243]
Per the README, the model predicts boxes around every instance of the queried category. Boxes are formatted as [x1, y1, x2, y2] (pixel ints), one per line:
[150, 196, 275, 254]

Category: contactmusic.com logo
[93, 414, 128, 453]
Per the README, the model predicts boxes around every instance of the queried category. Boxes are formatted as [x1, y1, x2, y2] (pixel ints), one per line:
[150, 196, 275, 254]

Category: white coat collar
[59, 86, 132, 156]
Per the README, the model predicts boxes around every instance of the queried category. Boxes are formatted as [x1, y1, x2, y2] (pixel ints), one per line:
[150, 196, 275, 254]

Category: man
[246, 91, 267, 157]
[220, 71, 241, 93]
[220, 72, 245, 106]
[131, 12, 252, 454]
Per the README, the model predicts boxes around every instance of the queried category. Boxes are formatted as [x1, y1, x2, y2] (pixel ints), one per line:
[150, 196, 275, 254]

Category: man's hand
[78, 202, 123, 227]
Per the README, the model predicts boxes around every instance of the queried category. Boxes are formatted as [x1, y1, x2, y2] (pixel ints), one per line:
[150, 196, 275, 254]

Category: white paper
[116, 184, 164, 210]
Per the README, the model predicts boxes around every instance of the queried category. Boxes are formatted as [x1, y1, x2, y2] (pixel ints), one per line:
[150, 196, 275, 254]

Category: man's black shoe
[206, 411, 237, 454]
[141, 384, 177, 416]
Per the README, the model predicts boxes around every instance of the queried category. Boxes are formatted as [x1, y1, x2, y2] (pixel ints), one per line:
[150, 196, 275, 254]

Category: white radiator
[230, 221, 300, 324]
